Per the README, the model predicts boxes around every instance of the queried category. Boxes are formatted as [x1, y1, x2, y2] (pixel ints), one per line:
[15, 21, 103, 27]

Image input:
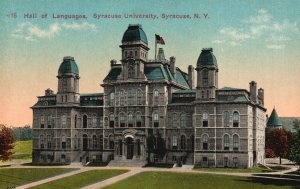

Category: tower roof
[58, 56, 79, 75]
[122, 24, 148, 44]
[197, 48, 217, 67]
[267, 108, 283, 127]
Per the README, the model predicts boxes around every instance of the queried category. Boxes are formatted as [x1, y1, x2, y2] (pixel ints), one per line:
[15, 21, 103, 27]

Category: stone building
[32, 24, 266, 168]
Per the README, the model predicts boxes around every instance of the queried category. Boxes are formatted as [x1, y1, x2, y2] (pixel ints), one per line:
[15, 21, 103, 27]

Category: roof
[174, 89, 196, 94]
[267, 108, 283, 127]
[217, 95, 249, 102]
[218, 87, 245, 91]
[32, 100, 56, 107]
[81, 93, 103, 97]
[58, 56, 79, 75]
[122, 24, 148, 44]
[197, 48, 217, 67]
[104, 67, 122, 81]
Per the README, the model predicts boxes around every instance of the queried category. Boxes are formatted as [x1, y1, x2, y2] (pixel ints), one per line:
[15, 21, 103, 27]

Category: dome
[122, 24, 148, 44]
[58, 56, 79, 75]
[197, 48, 217, 67]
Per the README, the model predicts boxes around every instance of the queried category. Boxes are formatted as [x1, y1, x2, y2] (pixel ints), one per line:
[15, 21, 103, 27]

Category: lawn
[104, 171, 298, 189]
[30, 169, 128, 189]
[11, 140, 32, 161]
[0, 168, 76, 189]
[193, 166, 272, 173]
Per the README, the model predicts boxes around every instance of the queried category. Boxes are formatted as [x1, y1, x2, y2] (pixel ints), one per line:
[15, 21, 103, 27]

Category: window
[99, 135, 103, 150]
[153, 89, 159, 105]
[120, 113, 125, 127]
[172, 113, 177, 127]
[190, 135, 194, 150]
[202, 112, 208, 127]
[40, 135, 44, 149]
[100, 116, 103, 127]
[154, 89, 159, 97]
[202, 134, 208, 150]
[40, 116, 45, 128]
[74, 115, 77, 128]
[74, 135, 77, 149]
[224, 134, 230, 150]
[93, 135, 97, 149]
[233, 134, 239, 151]
[224, 157, 229, 167]
[125, 51, 127, 58]
[153, 113, 159, 127]
[61, 115, 67, 128]
[202, 157, 208, 167]
[92, 115, 97, 127]
[172, 136, 178, 150]
[120, 90, 126, 106]
[136, 112, 142, 127]
[128, 113, 133, 127]
[110, 92, 115, 106]
[180, 113, 186, 127]
[137, 139, 141, 156]
[109, 114, 115, 128]
[128, 89, 135, 105]
[47, 116, 52, 128]
[233, 111, 239, 127]
[223, 111, 230, 127]
[137, 89, 142, 105]
[203, 69, 208, 86]
[62, 135, 66, 149]
[109, 135, 114, 149]
[83, 115, 87, 128]
[233, 157, 238, 168]
[180, 135, 186, 150]
[47, 135, 51, 149]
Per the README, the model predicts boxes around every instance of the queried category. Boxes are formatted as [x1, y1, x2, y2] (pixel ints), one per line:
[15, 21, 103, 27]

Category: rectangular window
[47, 116, 52, 128]
[203, 121, 208, 127]
[40, 116, 45, 128]
[136, 121, 141, 127]
[100, 116, 103, 127]
[61, 116, 67, 128]
[172, 136, 178, 150]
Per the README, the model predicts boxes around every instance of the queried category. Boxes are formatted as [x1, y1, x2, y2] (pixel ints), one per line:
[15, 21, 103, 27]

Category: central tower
[119, 24, 149, 79]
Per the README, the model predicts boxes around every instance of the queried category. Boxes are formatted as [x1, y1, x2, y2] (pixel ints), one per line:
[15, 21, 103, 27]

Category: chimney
[258, 88, 264, 105]
[188, 65, 195, 89]
[45, 88, 54, 96]
[110, 59, 117, 67]
[249, 81, 257, 103]
[157, 48, 166, 61]
[170, 56, 176, 77]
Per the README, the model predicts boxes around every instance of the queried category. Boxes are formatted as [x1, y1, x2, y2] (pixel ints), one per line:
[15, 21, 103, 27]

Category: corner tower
[196, 48, 218, 100]
[119, 24, 149, 79]
[56, 56, 80, 104]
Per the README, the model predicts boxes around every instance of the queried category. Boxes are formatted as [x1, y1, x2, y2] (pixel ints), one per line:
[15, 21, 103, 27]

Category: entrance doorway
[126, 137, 134, 159]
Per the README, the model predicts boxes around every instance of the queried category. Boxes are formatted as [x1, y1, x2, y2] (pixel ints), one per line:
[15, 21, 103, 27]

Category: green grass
[11, 140, 32, 161]
[0, 168, 76, 189]
[104, 171, 297, 189]
[193, 167, 272, 173]
[30, 169, 128, 189]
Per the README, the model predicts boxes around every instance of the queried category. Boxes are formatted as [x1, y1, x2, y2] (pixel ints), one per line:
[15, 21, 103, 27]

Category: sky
[0, 0, 299, 126]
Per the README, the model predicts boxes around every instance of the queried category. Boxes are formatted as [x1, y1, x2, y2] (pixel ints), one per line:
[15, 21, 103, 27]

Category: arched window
[180, 135, 186, 150]
[110, 92, 115, 106]
[74, 115, 77, 128]
[40, 116, 45, 128]
[233, 111, 239, 127]
[136, 112, 142, 127]
[109, 114, 114, 128]
[233, 134, 239, 151]
[83, 115, 87, 128]
[47, 115, 52, 128]
[223, 111, 230, 127]
[180, 113, 186, 127]
[172, 113, 177, 127]
[153, 113, 159, 127]
[99, 135, 103, 150]
[61, 115, 67, 128]
[137, 89, 142, 105]
[128, 113, 133, 127]
[172, 135, 178, 150]
[128, 89, 135, 105]
[202, 134, 208, 150]
[202, 112, 208, 127]
[47, 135, 51, 149]
[120, 90, 126, 106]
[92, 115, 97, 127]
[202, 69, 208, 86]
[74, 135, 77, 149]
[92, 135, 97, 149]
[62, 135, 66, 149]
[153, 89, 159, 105]
[40, 135, 44, 149]
[224, 134, 230, 150]
[120, 113, 125, 127]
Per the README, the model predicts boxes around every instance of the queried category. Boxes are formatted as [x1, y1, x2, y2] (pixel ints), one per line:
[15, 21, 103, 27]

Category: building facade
[32, 24, 266, 168]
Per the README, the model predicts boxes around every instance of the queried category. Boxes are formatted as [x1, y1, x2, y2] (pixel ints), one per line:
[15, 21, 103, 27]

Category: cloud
[266, 44, 285, 49]
[212, 9, 298, 49]
[11, 22, 97, 41]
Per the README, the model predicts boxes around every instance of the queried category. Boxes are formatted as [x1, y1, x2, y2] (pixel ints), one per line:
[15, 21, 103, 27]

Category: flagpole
[155, 36, 157, 61]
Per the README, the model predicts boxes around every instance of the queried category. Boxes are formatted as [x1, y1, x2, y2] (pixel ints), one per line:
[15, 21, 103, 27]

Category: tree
[266, 128, 288, 164]
[287, 120, 300, 165]
[0, 124, 14, 161]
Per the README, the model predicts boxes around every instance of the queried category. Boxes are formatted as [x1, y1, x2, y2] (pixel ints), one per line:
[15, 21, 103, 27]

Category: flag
[155, 34, 165, 45]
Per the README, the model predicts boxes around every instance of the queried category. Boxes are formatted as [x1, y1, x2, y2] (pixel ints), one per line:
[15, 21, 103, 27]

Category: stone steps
[107, 159, 147, 167]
